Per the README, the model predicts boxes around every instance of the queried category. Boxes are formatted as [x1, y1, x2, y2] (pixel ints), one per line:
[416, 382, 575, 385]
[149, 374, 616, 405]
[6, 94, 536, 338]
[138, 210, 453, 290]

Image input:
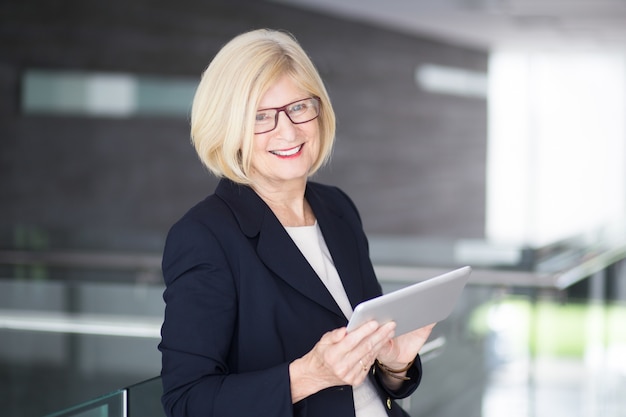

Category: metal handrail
[1, 236, 625, 290]
[0, 249, 161, 270]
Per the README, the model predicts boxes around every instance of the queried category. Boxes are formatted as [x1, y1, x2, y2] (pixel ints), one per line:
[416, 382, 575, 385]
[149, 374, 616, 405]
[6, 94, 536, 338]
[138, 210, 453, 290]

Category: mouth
[269, 144, 303, 157]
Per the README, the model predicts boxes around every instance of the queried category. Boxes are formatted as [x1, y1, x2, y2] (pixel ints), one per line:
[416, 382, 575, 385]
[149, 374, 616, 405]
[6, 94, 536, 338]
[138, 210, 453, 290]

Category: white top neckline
[284, 221, 388, 417]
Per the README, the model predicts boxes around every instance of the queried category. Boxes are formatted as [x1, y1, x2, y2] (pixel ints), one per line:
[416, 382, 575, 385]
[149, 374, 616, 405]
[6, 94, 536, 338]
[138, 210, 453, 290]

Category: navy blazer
[159, 179, 422, 417]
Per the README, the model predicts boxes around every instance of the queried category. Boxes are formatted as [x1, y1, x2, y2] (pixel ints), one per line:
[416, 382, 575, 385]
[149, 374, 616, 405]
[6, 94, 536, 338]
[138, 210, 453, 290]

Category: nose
[274, 110, 297, 138]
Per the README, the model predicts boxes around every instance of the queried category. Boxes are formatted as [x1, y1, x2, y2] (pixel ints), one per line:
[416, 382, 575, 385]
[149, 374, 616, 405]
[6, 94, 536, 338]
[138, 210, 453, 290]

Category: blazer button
[386, 398, 392, 410]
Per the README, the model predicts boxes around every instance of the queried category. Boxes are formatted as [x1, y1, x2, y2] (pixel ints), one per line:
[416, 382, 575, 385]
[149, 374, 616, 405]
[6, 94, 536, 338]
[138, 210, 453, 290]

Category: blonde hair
[190, 29, 336, 184]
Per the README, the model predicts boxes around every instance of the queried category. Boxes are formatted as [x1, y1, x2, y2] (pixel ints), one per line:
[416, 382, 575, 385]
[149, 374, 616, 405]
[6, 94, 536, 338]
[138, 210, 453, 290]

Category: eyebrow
[257, 97, 310, 111]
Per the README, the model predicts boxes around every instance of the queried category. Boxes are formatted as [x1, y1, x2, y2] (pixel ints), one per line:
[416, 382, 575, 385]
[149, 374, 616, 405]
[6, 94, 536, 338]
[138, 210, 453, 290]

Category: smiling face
[248, 75, 320, 192]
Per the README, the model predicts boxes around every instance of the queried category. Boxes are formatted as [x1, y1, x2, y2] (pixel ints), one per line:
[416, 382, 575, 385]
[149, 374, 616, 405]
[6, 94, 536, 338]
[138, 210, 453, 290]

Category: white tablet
[346, 266, 472, 336]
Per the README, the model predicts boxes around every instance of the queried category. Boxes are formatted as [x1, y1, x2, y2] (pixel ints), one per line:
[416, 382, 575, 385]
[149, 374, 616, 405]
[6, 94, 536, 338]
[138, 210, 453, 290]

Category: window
[21, 69, 197, 118]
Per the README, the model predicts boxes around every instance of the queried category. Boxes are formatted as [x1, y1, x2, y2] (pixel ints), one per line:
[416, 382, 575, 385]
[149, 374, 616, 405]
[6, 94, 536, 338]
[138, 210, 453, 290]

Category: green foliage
[469, 296, 626, 358]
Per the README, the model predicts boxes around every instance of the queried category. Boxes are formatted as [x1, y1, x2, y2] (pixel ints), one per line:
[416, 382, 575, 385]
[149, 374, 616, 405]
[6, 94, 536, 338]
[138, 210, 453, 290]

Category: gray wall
[0, 0, 488, 254]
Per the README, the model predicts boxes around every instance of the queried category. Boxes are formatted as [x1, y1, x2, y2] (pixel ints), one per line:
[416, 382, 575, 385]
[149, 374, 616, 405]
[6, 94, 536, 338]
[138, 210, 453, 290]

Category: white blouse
[285, 222, 387, 417]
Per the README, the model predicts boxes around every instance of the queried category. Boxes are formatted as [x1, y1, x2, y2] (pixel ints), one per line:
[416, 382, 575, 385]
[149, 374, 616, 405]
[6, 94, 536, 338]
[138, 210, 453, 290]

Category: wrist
[375, 359, 414, 381]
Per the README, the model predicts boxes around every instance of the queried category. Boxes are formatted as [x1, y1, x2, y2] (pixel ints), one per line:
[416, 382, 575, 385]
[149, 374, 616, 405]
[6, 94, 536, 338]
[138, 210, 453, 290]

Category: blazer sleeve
[373, 355, 422, 398]
[158, 216, 294, 417]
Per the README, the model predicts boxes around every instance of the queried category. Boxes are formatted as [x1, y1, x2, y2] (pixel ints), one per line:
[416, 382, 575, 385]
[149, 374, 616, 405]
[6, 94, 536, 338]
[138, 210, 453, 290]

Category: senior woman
[159, 29, 434, 417]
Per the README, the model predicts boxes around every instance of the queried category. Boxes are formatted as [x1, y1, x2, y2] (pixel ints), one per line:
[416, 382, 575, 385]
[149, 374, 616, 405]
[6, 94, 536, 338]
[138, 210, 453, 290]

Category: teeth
[271, 145, 302, 156]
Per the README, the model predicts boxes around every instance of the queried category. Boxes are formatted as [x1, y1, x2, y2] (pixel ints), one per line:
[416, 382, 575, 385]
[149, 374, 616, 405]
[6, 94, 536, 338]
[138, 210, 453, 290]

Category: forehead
[258, 76, 307, 109]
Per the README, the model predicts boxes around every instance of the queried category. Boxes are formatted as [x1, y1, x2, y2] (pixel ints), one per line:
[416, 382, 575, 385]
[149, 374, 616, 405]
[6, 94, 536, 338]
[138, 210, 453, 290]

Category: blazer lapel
[215, 179, 346, 319]
[306, 185, 365, 310]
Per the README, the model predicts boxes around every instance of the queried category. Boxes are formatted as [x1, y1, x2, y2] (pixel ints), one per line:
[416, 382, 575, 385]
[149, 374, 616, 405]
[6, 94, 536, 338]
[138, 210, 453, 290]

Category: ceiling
[271, 0, 626, 52]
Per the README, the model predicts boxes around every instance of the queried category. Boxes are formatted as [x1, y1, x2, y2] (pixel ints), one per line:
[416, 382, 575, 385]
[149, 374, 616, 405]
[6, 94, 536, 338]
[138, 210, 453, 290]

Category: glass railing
[44, 376, 164, 417]
[39, 284, 626, 417]
[2, 221, 625, 417]
[125, 377, 166, 417]
[44, 389, 126, 417]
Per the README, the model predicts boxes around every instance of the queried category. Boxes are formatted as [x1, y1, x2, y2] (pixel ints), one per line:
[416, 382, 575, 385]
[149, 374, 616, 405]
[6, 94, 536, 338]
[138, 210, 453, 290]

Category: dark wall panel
[0, 0, 488, 252]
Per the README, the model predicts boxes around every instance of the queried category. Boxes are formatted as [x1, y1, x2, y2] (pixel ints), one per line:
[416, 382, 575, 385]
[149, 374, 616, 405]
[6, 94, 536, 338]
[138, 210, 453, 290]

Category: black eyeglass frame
[254, 96, 321, 135]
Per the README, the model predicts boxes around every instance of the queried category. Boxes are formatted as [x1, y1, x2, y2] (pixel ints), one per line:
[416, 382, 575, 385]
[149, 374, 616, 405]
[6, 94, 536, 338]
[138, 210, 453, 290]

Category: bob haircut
[190, 29, 336, 184]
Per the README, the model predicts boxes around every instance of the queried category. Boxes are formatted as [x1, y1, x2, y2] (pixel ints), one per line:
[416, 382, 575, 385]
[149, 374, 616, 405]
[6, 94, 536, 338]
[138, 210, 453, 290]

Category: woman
[159, 29, 434, 417]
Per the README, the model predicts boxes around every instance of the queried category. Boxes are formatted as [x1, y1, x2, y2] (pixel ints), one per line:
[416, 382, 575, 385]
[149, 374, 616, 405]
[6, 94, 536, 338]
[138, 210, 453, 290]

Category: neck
[251, 180, 314, 227]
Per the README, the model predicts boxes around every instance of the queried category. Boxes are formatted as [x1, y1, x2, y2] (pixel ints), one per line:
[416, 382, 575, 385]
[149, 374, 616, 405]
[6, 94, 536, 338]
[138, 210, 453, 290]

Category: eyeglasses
[254, 97, 320, 134]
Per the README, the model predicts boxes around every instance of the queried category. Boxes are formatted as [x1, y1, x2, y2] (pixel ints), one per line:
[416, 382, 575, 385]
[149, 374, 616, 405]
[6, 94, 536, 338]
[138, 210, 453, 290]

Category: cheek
[310, 139, 320, 158]
[310, 130, 321, 156]
[251, 137, 269, 158]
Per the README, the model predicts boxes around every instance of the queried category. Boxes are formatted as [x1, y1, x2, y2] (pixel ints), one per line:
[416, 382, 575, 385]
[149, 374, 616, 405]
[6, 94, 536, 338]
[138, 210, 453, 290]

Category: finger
[351, 321, 396, 368]
[419, 322, 436, 333]
[344, 357, 372, 386]
[339, 320, 380, 353]
[363, 321, 396, 355]
[408, 322, 437, 344]
[377, 322, 437, 365]
[320, 327, 348, 345]
[318, 322, 393, 384]
[371, 322, 396, 355]
[346, 320, 379, 339]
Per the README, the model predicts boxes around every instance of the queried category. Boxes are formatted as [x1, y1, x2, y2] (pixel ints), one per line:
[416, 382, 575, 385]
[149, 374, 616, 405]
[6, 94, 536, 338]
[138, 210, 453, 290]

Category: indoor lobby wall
[0, 0, 488, 255]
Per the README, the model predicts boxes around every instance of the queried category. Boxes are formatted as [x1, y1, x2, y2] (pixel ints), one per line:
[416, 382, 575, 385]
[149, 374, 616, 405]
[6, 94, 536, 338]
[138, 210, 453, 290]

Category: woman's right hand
[289, 320, 396, 403]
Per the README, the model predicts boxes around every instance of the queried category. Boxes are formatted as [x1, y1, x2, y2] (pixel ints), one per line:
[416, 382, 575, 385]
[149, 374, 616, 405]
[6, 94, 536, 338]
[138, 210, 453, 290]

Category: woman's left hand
[376, 322, 436, 371]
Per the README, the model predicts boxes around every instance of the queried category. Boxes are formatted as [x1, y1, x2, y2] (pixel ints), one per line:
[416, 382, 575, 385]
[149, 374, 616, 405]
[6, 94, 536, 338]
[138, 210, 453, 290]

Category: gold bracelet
[379, 369, 411, 381]
[376, 360, 414, 373]
[376, 360, 414, 381]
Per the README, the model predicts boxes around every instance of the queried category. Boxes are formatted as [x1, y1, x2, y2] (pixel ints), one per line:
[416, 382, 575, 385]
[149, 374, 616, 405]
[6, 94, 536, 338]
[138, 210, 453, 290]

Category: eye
[255, 111, 272, 123]
[288, 102, 308, 115]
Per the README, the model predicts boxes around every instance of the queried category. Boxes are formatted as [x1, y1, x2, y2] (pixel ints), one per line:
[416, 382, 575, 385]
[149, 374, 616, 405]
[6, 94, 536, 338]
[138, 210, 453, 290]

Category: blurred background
[1, 0, 625, 416]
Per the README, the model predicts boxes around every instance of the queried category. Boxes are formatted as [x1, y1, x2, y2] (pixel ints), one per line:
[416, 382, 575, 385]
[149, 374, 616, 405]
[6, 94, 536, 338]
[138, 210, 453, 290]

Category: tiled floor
[481, 298, 626, 417]
[483, 356, 626, 417]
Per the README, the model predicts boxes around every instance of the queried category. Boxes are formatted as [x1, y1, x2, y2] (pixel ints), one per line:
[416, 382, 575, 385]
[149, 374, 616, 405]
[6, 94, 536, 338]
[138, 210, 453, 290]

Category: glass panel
[0, 276, 162, 417]
[126, 376, 165, 417]
[43, 389, 126, 417]
[21, 69, 197, 118]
